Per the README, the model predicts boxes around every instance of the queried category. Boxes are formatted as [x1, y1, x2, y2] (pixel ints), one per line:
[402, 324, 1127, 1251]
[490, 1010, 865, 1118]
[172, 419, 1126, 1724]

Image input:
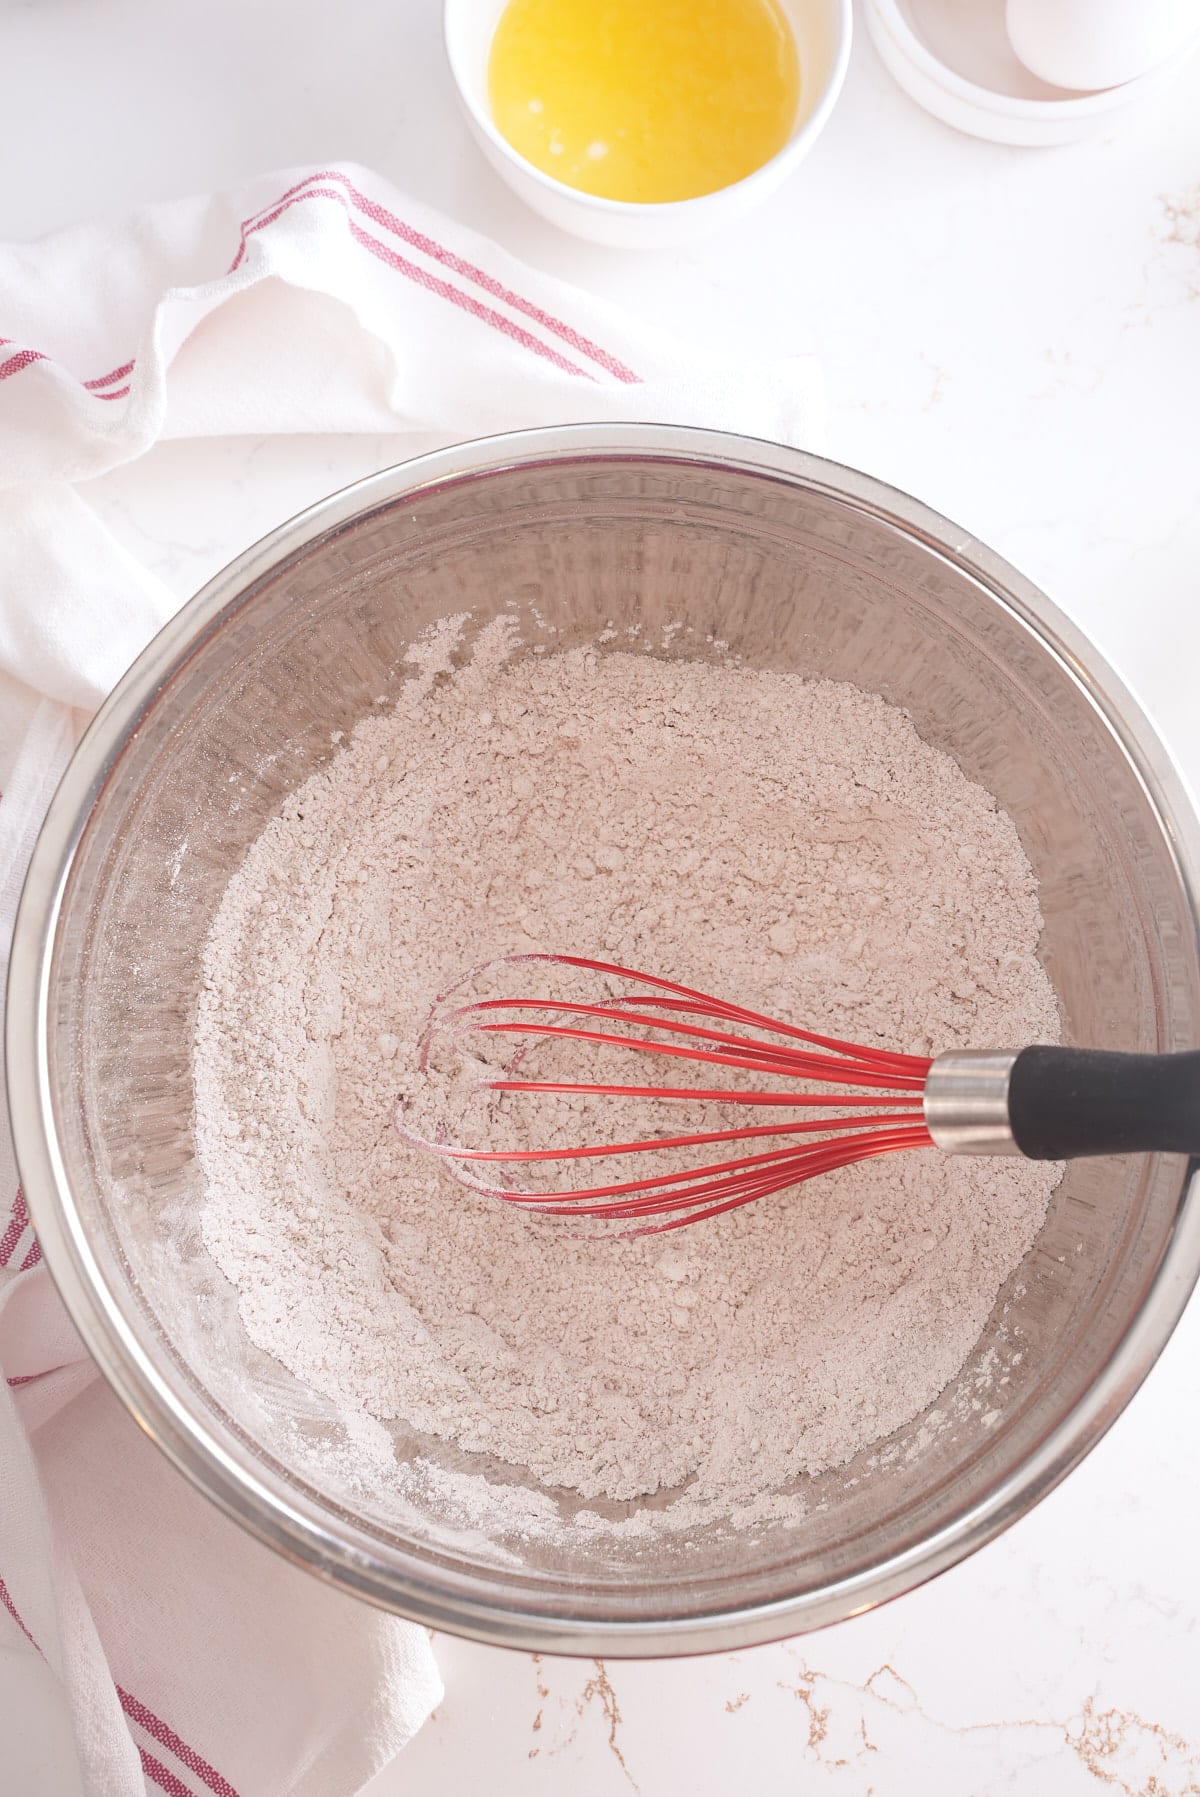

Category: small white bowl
[865, 0, 1193, 146]
[443, 0, 852, 247]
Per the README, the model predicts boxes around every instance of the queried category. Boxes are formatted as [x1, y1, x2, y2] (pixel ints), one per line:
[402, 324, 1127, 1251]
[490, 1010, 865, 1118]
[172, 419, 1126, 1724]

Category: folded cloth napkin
[0, 162, 823, 1796]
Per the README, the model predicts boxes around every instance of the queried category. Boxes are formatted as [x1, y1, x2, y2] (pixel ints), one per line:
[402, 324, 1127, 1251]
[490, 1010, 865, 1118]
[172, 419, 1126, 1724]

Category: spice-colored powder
[195, 621, 1059, 1518]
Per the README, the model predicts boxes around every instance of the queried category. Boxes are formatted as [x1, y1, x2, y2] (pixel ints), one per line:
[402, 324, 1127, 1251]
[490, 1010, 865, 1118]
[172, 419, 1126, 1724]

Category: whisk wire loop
[397, 954, 935, 1234]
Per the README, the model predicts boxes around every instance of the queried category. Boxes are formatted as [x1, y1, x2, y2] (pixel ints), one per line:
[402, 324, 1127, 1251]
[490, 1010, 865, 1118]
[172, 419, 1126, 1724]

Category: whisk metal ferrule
[923, 1050, 1021, 1156]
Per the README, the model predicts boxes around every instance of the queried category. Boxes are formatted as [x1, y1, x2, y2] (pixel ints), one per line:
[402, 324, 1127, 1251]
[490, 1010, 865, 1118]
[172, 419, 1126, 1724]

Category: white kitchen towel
[0, 162, 823, 1797]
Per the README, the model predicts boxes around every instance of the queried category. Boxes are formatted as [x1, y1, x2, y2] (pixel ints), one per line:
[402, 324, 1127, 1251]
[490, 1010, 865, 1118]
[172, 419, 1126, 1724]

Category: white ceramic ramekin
[443, 0, 852, 247]
[865, 0, 1195, 146]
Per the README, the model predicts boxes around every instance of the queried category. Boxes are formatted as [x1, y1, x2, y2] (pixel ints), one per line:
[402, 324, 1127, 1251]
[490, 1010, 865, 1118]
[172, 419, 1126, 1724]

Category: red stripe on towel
[84, 359, 135, 390]
[139, 1747, 199, 1797]
[120, 1689, 242, 1797]
[3, 1554, 241, 1795]
[242, 169, 641, 381]
[231, 185, 595, 379]
[0, 1576, 40, 1651]
[0, 348, 47, 383]
[0, 1190, 28, 1266]
[6, 1365, 68, 1387]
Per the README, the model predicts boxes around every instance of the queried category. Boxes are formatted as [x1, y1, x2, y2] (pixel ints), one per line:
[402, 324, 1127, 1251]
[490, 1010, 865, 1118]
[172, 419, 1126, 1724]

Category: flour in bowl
[194, 620, 1060, 1522]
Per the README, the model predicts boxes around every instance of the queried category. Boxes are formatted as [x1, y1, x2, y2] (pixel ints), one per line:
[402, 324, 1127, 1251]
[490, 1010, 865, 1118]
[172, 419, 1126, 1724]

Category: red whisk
[396, 954, 1200, 1235]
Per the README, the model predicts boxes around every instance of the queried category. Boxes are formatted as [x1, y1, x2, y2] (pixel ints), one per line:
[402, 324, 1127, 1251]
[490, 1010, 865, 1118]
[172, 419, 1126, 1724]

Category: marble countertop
[6, 1, 1200, 1790]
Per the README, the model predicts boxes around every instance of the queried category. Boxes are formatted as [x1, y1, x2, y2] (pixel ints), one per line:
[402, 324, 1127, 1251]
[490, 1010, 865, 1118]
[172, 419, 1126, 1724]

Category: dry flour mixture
[195, 619, 1060, 1524]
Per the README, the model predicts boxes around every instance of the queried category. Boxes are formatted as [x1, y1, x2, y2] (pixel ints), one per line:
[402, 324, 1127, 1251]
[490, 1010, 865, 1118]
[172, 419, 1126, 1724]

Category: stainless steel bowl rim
[8, 423, 1200, 1655]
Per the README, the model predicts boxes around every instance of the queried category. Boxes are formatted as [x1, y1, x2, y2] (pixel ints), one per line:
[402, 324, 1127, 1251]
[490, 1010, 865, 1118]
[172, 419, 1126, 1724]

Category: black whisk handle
[1008, 1046, 1200, 1161]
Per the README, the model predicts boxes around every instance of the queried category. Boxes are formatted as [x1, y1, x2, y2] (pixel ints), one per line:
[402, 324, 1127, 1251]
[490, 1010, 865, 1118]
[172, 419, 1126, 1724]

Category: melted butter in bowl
[487, 0, 801, 204]
[446, 0, 850, 243]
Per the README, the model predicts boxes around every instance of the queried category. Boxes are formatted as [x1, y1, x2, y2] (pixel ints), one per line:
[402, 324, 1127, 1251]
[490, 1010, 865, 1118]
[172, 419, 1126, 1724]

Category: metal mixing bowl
[8, 425, 1200, 1655]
